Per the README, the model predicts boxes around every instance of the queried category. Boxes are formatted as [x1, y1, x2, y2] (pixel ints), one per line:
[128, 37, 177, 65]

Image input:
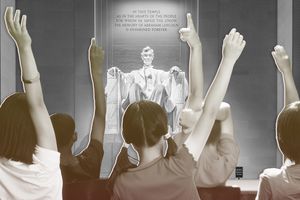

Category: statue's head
[141, 46, 154, 66]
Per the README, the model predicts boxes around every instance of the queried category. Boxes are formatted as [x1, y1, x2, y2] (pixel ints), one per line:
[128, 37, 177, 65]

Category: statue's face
[141, 51, 154, 66]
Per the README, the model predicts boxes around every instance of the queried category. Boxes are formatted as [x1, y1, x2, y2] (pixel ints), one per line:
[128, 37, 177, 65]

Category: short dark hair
[0, 93, 37, 164]
[276, 101, 300, 162]
[51, 113, 75, 149]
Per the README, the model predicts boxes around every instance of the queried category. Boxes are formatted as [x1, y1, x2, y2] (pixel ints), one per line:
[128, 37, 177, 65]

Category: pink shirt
[256, 164, 300, 200]
[112, 145, 200, 200]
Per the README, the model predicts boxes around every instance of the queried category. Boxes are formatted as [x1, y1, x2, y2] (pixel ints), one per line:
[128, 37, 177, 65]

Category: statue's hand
[169, 66, 183, 82]
[108, 66, 121, 77]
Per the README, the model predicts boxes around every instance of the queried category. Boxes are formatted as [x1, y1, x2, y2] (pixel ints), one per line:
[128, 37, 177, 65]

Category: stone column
[0, 0, 16, 101]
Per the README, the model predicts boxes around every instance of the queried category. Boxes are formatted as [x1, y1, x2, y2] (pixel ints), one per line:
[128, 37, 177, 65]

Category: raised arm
[89, 38, 106, 144]
[272, 45, 299, 107]
[194, 102, 239, 187]
[179, 13, 203, 111]
[175, 102, 233, 146]
[272, 46, 299, 164]
[184, 29, 245, 161]
[216, 102, 233, 136]
[4, 7, 57, 150]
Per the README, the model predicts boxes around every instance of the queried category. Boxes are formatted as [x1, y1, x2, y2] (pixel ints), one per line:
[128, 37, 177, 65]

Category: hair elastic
[123, 142, 130, 148]
[163, 132, 172, 140]
[22, 73, 40, 84]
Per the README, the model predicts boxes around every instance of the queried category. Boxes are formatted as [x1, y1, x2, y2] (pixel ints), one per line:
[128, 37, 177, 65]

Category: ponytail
[107, 146, 136, 194]
[165, 136, 178, 158]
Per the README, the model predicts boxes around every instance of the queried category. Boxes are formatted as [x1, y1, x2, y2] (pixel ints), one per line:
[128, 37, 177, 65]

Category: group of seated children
[0, 7, 299, 200]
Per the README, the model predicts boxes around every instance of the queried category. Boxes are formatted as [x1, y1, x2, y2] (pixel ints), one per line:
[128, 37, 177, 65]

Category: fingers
[224, 28, 245, 47]
[179, 27, 190, 34]
[13, 9, 21, 32]
[89, 37, 96, 52]
[90, 37, 103, 51]
[14, 9, 20, 23]
[271, 51, 277, 61]
[179, 122, 188, 129]
[5, 7, 27, 34]
[233, 32, 240, 42]
[91, 37, 96, 45]
[21, 15, 27, 32]
[238, 34, 244, 45]
[186, 13, 195, 30]
[89, 37, 104, 61]
[223, 34, 228, 45]
[179, 28, 191, 41]
[274, 45, 283, 52]
[274, 45, 287, 57]
[241, 40, 246, 49]
[14, 9, 20, 22]
[4, 7, 15, 33]
[273, 45, 289, 62]
[179, 13, 195, 42]
[228, 28, 236, 41]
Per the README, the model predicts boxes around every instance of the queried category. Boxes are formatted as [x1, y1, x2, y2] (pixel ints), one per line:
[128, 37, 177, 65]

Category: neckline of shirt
[127, 155, 163, 172]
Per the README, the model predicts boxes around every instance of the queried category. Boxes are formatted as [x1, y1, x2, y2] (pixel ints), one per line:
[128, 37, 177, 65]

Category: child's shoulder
[261, 167, 282, 179]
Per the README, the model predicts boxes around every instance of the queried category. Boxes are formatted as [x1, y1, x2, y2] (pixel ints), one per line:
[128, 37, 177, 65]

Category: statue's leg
[150, 85, 175, 113]
[122, 83, 144, 109]
[129, 83, 144, 102]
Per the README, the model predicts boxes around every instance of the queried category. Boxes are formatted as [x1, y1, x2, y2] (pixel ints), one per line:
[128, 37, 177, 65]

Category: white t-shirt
[0, 146, 62, 200]
[256, 164, 300, 200]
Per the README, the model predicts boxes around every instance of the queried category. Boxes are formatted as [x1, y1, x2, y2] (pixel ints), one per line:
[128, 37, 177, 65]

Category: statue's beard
[143, 59, 153, 66]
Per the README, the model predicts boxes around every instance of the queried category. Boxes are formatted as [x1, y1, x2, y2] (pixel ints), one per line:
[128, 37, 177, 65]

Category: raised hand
[179, 13, 201, 48]
[179, 108, 200, 134]
[89, 38, 104, 75]
[271, 45, 292, 73]
[222, 28, 246, 63]
[5, 7, 31, 48]
[179, 13, 203, 113]
[88, 38, 106, 144]
[4, 7, 57, 150]
[271, 45, 299, 107]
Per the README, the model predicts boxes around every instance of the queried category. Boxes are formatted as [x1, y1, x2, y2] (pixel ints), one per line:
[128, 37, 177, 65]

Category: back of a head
[0, 93, 37, 164]
[50, 113, 75, 150]
[276, 102, 300, 163]
[107, 100, 177, 193]
[122, 100, 168, 148]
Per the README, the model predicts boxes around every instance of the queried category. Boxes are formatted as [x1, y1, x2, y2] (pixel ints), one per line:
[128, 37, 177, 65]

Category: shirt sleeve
[77, 139, 104, 178]
[33, 145, 60, 171]
[256, 173, 272, 200]
[195, 135, 239, 187]
[217, 134, 239, 157]
[166, 144, 197, 177]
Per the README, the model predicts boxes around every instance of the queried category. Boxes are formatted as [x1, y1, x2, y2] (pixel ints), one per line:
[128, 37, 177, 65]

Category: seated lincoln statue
[107, 46, 188, 131]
